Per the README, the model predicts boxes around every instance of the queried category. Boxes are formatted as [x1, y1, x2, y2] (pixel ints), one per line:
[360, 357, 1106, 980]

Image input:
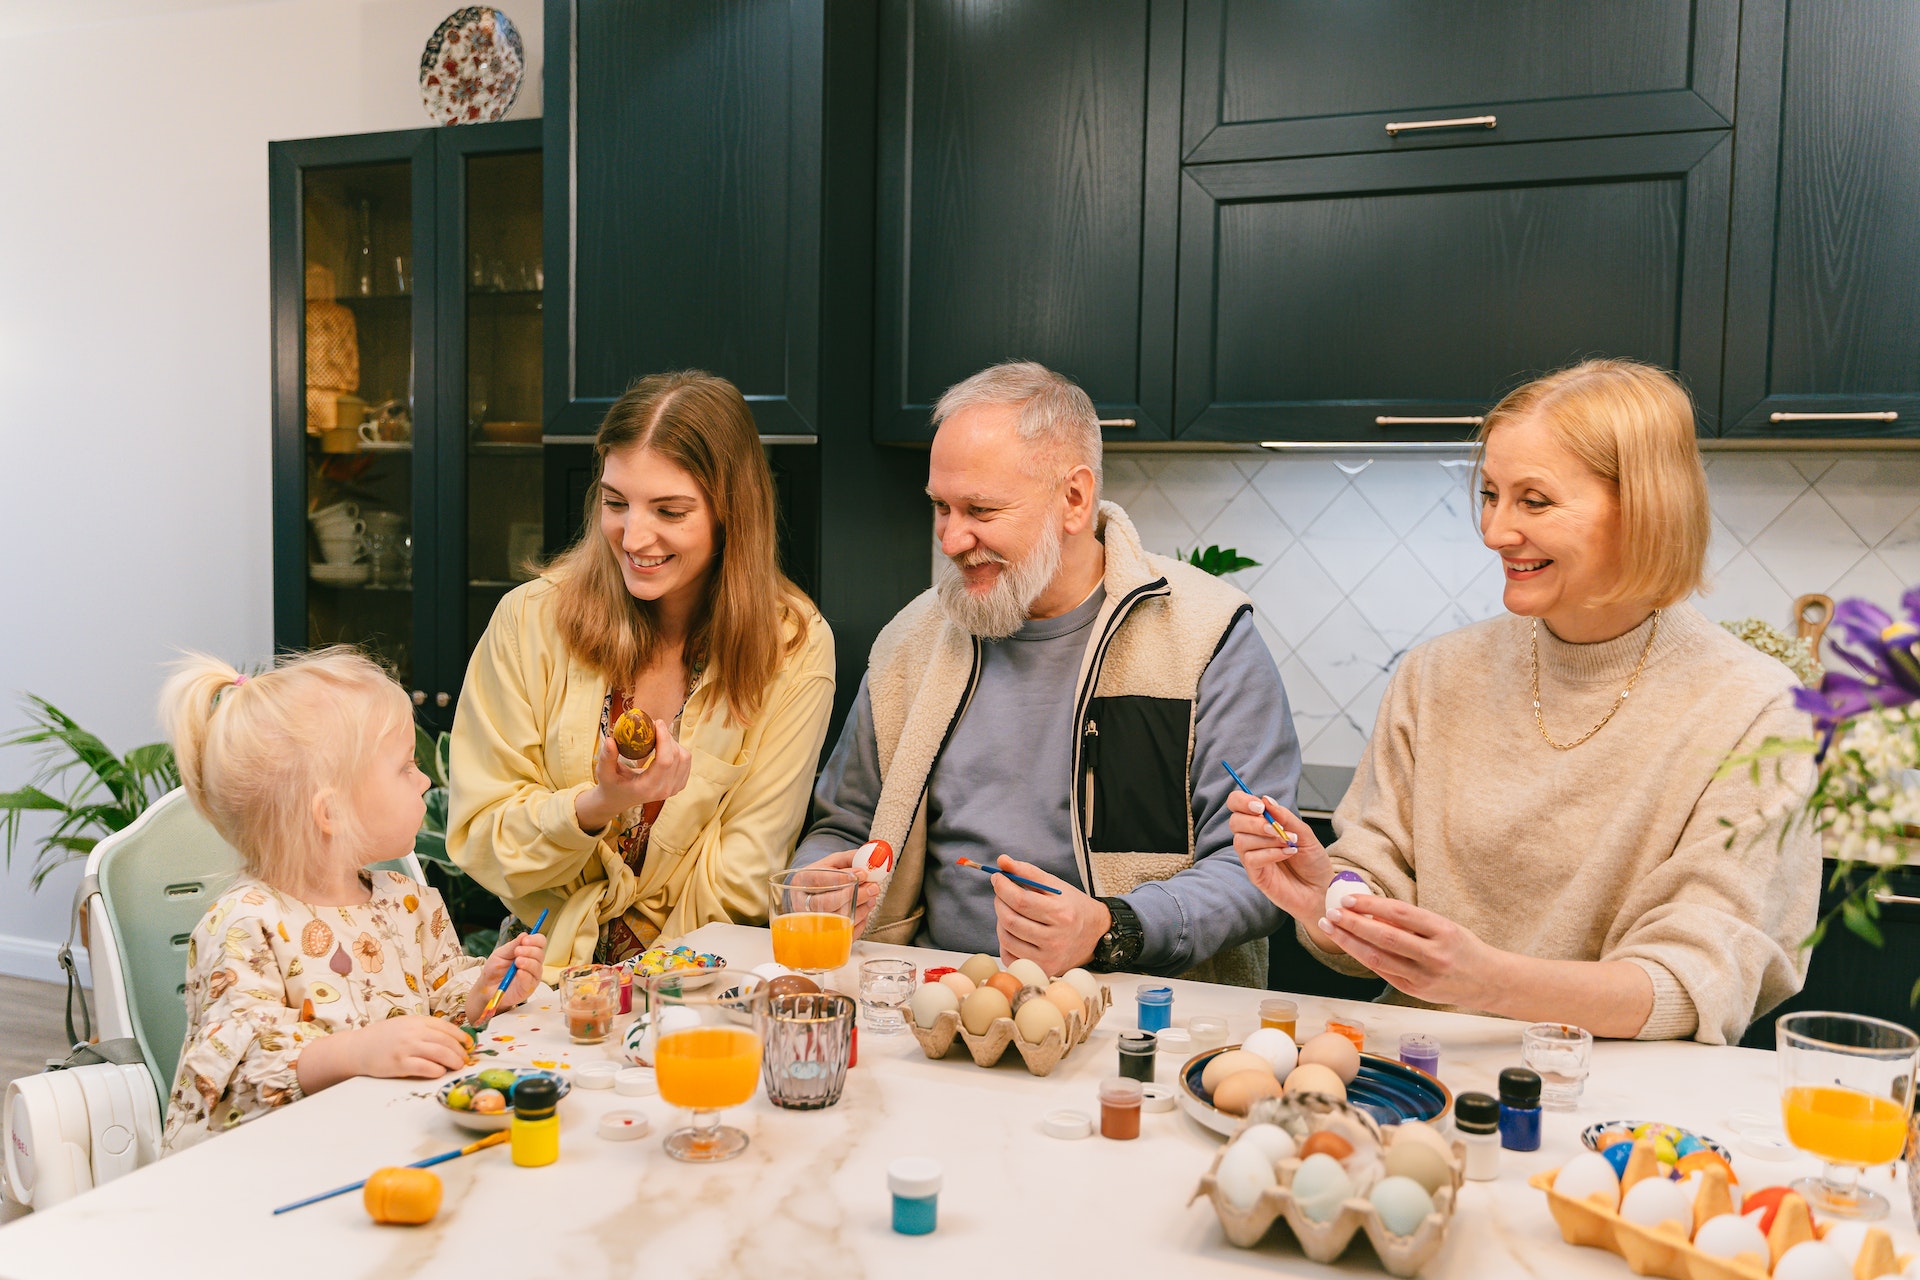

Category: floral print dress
[162, 869, 483, 1153]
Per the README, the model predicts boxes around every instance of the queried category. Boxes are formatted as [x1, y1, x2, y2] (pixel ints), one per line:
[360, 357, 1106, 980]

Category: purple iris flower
[1794, 584, 1920, 760]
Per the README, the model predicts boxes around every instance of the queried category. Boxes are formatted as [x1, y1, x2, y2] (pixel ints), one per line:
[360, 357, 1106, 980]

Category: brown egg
[1297, 1031, 1362, 1084]
[937, 972, 976, 999]
[764, 974, 821, 1000]
[983, 971, 1025, 1002]
[1283, 1062, 1348, 1100]
[960, 986, 1012, 1036]
[1042, 980, 1085, 1022]
[958, 954, 1001, 986]
[1201, 1049, 1276, 1095]
[1214, 1069, 1285, 1116]
[1299, 1130, 1355, 1161]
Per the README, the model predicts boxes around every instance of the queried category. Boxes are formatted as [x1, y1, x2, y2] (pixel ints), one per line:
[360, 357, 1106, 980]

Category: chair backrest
[87, 789, 423, 1102]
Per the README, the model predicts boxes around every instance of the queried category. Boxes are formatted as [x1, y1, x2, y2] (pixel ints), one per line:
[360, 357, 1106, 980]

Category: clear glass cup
[650, 968, 766, 1162]
[768, 866, 858, 977]
[1522, 1023, 1593, 1111]
[1259, 998, 1297, 1038]
[1777, 1011, 1919, 1220]
[762, 990, 855, 1109]
[562, 964, 617, 1044]
[858, 958, 915, 1033]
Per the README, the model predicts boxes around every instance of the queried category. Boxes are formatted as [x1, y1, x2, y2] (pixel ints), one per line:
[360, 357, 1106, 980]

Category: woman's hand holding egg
[575, 720, 692, 834]
[1321, 895, 1500, 1011]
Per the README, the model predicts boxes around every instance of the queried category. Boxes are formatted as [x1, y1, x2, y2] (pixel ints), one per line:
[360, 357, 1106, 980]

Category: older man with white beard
[793, 362, 1300, 984]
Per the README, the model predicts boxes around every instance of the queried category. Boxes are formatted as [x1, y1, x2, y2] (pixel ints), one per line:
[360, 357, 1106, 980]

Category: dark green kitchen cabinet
[1174, 131, 1734, 442]
[872, 0, 1184, 442]
[1182, 0, 1737, 164]
[1741, 862, 1920, 1049]
[1720, 0, 1920, 440]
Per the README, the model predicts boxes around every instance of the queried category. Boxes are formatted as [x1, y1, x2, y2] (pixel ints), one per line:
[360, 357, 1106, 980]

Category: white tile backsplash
[1117, 450, 1920, 770]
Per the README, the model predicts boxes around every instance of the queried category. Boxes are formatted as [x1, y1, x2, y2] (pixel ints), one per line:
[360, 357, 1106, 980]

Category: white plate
[435, 1067, 569, 1132]
[310, 563, 368, 586]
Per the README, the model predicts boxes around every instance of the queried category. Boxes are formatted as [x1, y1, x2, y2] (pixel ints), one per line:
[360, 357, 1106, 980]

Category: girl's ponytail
[158, 652, 247, 818]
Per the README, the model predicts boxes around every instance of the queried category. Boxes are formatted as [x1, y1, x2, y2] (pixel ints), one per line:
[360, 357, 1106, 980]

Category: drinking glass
[1777, 1011, 1919, 1220]
[858, 958, 915, 1034]
[762, 990, 855, 1109]
[562, 964, 617, 1045]
[768, 866, 858, 977]
[650, 968, 766, 1162]
[1522, 1023, 1593, 1111]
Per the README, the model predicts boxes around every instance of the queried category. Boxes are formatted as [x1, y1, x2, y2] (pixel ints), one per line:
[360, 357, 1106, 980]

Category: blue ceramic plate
[1178, 1045, 1451, 1137]
[1581, 1120, 1734, 1164]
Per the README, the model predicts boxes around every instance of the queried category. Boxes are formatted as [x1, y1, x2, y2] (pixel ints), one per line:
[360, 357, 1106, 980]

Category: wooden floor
[1, 975, 80, 1224]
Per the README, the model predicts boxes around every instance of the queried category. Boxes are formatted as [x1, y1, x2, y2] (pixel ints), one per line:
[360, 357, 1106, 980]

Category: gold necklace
[1528, 610, 1660, 751]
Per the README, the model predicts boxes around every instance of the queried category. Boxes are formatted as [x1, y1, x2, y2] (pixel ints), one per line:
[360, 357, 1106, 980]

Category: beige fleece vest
[860, 503, 1268, 989]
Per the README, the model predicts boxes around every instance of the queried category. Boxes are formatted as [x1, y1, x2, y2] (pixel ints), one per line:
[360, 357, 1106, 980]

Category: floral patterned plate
[436, 1066, 569, 1132]
[418, 7, 525, 126]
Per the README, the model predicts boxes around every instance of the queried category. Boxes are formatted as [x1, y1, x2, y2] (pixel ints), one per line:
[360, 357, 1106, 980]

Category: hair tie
[233, 674, 248, 686]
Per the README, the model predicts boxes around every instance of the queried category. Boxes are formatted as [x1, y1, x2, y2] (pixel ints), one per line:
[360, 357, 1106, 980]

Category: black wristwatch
[1089, 896, 1145, 971]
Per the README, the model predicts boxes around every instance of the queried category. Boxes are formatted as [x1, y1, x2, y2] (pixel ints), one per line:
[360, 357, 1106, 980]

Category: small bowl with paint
[436, 1067, 571, 1133]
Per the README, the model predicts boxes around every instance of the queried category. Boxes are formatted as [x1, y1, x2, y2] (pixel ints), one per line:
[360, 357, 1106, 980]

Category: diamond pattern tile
[1746, 490, 1869, 596]
[1300, 486, 1400, 584]
[1250, 542, 1345, 650]
[1248, 458, 1347, 535]
[1710, 457, 1808, 543]
[1349, 554, 1449, 653]
[1200, 485, 1291, 569]
[1350, 458, 1463, 538]
[1154, 457, 1246, 531]
[1815, 458, 1920, 546]
[1293, 602, 1395, 708]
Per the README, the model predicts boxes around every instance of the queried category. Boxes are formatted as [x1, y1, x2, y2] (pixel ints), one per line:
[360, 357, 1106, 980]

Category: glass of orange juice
[1777, 1011, 1919, 1219]
[768, 866, 859, 977]
[649, 968, 767, 1162]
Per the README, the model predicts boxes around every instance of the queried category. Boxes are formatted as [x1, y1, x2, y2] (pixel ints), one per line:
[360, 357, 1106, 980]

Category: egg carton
[1191, 1124, 1466, 1277]
[1528, 1163, 1909, 1280]
[908, 986, 1111, 1076]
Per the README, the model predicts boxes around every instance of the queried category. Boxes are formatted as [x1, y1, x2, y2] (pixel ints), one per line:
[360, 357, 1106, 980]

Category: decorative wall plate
[419, 7, 525, 126]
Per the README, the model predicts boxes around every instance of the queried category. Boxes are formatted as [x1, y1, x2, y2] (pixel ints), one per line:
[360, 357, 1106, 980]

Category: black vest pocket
[1085, 695, 1190, 855]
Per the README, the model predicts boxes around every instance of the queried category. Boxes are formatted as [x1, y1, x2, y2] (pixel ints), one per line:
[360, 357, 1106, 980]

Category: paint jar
[1099, 1077, 1144, 1140]
[1328, 1015, 1365, 1053]
[1117, 1031, 1156, 1083]
[1187, 1016, 1228, 1052]
[888, 1158, 942, 1235]
[1398, 1033, 1440, 1076]
[1136, 984, 1173, 1033]
[922, 967, 957, 984]
[510, 1076, 560, 1167]
[1454, 1091, 1501, 1181]
[562, 964, 617, 1044]
[1258, 998, 1297, 1038]
[617, 966, 633, 1015]
[1498, 1067, 1542, 1152]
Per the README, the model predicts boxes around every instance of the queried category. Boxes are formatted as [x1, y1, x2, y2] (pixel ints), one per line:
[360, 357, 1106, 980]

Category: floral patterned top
[162, 869, 483, 1153]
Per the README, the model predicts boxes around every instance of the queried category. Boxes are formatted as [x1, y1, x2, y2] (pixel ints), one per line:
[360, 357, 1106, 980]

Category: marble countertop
[2, 922, 1913, 1279]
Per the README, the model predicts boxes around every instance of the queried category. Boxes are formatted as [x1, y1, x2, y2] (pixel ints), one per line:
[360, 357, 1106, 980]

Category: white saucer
[310, 562, 369, 586]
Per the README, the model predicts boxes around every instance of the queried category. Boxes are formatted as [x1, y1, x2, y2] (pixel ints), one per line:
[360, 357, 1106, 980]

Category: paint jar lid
[512, 1076, 558, 1119]
[1455, 1091, 1499, 1132]
[575, 1061, 619, 1089]
[597, 1110, 650, 1141]
[1153, 1028, 1192, 1056]
[1140, 1083, 1176, 1113]
[1118, 1031, 1157, 1057]
[888, 1157, 943, 1198]
[1187, 1016, 1229, 1049]
[1135, 984, 1173, 1006]
[614, 1067, 658, 1097]
[1042, 1110, 1094, 1140]
[1498, 1067, 1541, 1107]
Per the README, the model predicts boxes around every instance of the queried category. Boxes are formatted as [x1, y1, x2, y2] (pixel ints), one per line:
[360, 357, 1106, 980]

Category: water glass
[858, 958, 915, 1034]
[1522, 1022, 1593, 1110]
[562, 964, 618, 1045]
[761, 991, 854, 1111]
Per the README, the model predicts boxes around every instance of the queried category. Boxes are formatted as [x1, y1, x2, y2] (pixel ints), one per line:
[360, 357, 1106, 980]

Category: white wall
[0, 0, 542, 981]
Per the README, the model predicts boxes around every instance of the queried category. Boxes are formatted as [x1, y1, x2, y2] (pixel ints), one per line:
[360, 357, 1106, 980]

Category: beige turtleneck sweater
[1309, 603, 1819, 1045]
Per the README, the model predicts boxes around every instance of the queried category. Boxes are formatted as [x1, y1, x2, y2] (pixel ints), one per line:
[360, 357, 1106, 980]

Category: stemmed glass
[649, 968, 767, 1163]
[1777, 1011, 1919, 1220]
[767, 867, 858, 979]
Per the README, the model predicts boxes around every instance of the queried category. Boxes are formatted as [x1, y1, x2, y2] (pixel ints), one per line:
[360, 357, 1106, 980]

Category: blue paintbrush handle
[272, 1133, 508, 1214]
[961, 860, 1063, 895]
[1220, 761, 1294, 842]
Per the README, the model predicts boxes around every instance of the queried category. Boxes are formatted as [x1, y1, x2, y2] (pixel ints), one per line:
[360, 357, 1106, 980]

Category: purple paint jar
[1398, 1032, 1440, 1076]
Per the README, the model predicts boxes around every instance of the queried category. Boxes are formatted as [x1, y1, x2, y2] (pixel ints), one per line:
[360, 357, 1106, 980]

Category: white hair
[931, 360, 1102, 500]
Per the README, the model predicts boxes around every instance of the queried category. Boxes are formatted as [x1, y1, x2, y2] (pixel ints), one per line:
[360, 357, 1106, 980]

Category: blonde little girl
[158, 648, 546, 1152]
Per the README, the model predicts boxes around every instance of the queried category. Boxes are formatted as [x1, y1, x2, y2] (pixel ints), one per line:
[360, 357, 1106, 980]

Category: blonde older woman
[1232, 360, 1819, 1044]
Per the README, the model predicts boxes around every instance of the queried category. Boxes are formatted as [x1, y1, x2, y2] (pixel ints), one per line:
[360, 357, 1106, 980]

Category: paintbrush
[470, 906, 550, 1032]
[1220, 761, 1299, 847]
[955, 857, 1063, 895]
[271, 1130, 509, 1214]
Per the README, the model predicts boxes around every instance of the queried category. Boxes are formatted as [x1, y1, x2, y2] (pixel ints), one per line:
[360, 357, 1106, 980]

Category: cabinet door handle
[1769, 411, 1899, 423]
[1873, 888, 1920, 908]
[411, 690, 427, 707]
[1375, 416, 1486, 426]
[1097, 418, 1137, 428]
[1385, 114, 1497, 136]
[435, 692, 451, 708]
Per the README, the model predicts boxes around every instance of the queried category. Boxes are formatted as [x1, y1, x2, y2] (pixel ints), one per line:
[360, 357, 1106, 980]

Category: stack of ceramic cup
[310, 503, 367, 583]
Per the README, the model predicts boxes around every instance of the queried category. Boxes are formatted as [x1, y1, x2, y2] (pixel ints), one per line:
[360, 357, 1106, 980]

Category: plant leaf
[1841, 896, 1886, 948]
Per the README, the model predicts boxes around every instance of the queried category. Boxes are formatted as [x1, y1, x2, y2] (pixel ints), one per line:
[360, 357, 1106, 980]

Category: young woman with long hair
[448, 371, 834, 976]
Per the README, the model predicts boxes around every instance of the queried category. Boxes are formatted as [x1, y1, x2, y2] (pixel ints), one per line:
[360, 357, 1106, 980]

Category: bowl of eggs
[906, 954, 1110, 1076]
[1533, 1139, 1906, 1280]
[1191, 1096, 1464, 1278]
[436, 1067, 571, 1133]
[1177, 1031, 1451, 1137]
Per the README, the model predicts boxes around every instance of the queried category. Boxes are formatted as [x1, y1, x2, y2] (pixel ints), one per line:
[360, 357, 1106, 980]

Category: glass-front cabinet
[271, 122, 542, 731]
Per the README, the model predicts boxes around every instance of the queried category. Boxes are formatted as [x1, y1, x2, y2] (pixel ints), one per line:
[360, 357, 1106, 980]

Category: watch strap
[1092, 896, 1145, 971]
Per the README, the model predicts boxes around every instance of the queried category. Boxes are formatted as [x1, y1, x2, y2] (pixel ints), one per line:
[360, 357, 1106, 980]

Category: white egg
[1290, 1152, 1354, 1223]
[1005, 958, 1049, 989]
[1617, 1176, 1692, 1232]
[1691, 1213, 1770, 1263]
[1818, 1222, 1868, 1265]
[1772, 1241, 1853, 1280]
[1368, 1174, 1435, 1237]
[908, 981, 959, 1029]
[1234, 1122, 1297, 1166]
[1062, 967, 1101, 1006]
[1324, 870, 1367, 917]
[1215, 1138, 1278, 1211]
[1241, 1027, 1299, 1080]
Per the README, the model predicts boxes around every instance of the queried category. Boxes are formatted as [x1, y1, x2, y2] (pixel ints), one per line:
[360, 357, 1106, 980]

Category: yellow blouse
[447, 577, 836, 978]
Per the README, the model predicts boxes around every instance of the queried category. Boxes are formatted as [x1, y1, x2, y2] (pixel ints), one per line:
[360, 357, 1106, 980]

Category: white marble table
[2, 923, 1913, 1279]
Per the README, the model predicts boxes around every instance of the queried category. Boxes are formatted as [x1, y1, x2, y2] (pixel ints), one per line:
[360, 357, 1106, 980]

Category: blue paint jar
[888, 1158, 942, 1235]
[1135, 984, 1173, 1033]
[1498, 1067, 1542, 1152]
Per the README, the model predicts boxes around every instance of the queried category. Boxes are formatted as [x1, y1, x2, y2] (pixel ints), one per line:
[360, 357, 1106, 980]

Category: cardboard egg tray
[1191, 1124, 1466, 1278]
[908, 986, 1111, 1076]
